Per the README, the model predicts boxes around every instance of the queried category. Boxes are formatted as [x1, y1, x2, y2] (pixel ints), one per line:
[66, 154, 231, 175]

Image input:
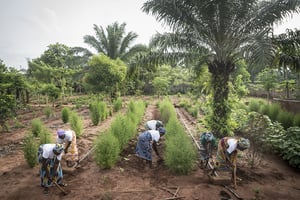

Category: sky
[0, 0, 299, 70]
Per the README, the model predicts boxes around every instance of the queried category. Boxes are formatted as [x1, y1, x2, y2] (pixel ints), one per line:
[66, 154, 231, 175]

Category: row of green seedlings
[23, 109, 84, 167]
[247, 98, 300, 129]
[159, 98, 198, 175]
[93, 99, 146, 169]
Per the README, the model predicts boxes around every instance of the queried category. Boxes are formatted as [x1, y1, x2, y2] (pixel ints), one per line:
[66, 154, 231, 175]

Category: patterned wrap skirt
[65, 131, 79, 162]
[135, 131, 152, 161]
[39, 158, 63, 187]
[215, 139, 237, 171]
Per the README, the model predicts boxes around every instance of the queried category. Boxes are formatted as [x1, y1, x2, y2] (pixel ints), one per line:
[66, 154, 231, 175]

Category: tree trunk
[208, 60, 234, 138]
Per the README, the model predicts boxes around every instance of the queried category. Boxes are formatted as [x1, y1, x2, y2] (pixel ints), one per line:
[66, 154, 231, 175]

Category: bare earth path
[0, 98, 300, 200]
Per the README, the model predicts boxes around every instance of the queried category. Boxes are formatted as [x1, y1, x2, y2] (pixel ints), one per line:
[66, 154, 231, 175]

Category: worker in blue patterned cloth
[199, 131, 217, 169]
[135, 127, 166, 168]
[38, 143, 67, 194]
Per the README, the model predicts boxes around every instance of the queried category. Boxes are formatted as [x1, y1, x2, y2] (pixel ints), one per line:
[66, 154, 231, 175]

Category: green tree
[153, 76, 170, 97]
[27, 43, 82, 102]
[85, 54, 127, 98]
[141, 0, 300, 137]
[273, 29, 300, 98]
[256, 68, 278, 101]
[74, 22, 148, 62]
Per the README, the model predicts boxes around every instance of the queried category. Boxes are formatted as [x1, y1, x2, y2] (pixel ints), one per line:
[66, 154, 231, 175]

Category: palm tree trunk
[208, 60, 234, 138]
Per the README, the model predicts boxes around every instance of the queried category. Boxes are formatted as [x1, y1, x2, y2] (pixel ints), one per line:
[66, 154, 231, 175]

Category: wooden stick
[52, 181, 68, 195]
[159, 186, 176, 196]
[73, 146, 96, 168]
[165, 196, 185, 200]
[114, 189, 154, 193]
[222, 185, 243, 200]
[173, 187, 179, 197]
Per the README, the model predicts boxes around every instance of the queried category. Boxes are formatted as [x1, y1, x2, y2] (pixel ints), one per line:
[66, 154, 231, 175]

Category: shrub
[44, 106, 55, 119]
[99, 101, 108, 121]
[164, 117, 197, 174]
[31, 118, 43, 137]
[90, 101, 101, 125]
[70, 111, 83, 138]
[23, 133, 38, 167]
[39, 128, 53, 145]
[281, 127, 300, 168]
[159, 98, 176, 124]
[113, 97, 122, 112]
[267, 103, 281, 121]
[293, 114, 300, 127]
[94, 133, 120, 169]
[276, 111, 294, 130]
[248, 99, 264, 112]
[110, 114, 131, 150]
[61, 107, 71, 123]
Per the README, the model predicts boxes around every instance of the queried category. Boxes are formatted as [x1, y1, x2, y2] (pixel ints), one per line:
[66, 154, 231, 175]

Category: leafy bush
[23, 133, 38, 167]
[94, 131, 120, 169]
[31, 118, 43, 137]
[280, 127, 300, 168]
[61, 107, 71, 123]
[0, 94, 16, 132]
[70, 111, 83, 138]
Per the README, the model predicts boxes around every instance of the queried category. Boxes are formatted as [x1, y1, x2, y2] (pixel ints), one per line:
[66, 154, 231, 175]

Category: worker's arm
[152, 141, 161, 158]
[64, 141, 71, 153]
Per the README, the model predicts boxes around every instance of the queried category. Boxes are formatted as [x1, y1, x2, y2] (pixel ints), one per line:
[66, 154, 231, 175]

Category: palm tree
[73, 22, 148, 62]
[140, 0, 300, 137]
[273, 28, 300, 98]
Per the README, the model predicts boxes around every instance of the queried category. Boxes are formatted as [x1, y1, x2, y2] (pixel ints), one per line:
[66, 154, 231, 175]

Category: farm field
[0, 96, 300, 200]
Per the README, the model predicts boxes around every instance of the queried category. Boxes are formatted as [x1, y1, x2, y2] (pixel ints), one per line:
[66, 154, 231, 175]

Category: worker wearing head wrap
[199, 131, 217, 169]
[144, 120, 164, 130]
[38, 143, 66, 194]
[135, 127, 166, 168]
[211, 137, 250, 189]
[56, 129, 79, 167]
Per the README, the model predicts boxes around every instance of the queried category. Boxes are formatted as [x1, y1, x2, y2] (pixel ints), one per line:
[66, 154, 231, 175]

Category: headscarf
[158, 127, 166, 135]
[57, 129, 65, 137]
[53, 143, 64, 154]
[237, 138, 250, 150]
